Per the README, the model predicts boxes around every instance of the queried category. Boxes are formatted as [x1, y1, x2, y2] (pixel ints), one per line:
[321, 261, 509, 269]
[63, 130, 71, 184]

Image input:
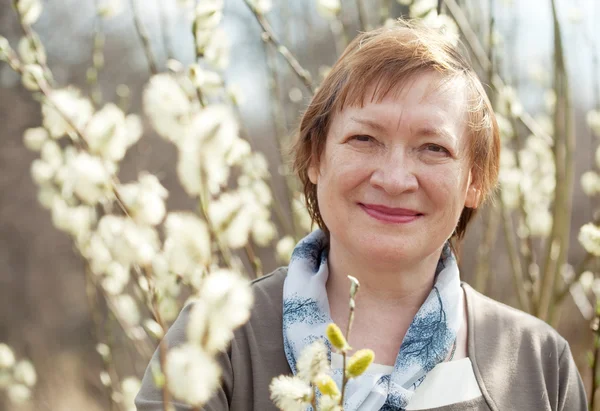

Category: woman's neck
[325, 239, 443, 363]
[326, 239, 442, 309]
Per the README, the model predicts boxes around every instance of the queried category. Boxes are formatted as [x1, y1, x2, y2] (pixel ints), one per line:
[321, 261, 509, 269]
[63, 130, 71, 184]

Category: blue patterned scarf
[282, 229, 463, 411]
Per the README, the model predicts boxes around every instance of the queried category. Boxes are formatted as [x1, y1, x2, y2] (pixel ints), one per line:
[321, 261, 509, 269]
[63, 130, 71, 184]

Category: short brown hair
[291, 20, 500, 241]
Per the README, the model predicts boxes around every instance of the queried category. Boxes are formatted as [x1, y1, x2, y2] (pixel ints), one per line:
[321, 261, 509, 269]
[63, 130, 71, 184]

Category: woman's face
[308, 71, 480, 267]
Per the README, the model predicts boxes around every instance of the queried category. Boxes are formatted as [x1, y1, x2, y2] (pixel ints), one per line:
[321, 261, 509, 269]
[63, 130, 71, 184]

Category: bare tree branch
[243, 0, 315, 93]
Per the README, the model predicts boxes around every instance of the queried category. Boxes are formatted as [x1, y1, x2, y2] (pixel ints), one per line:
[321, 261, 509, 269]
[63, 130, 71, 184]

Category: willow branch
[243, 0, 315, 93]
[340, 285, 358, 405]
[157, 0, 175, 60]
[84, 268, 120, 410]
[89, 1, 105, 107]
[442, 0, 553, 147]
[13, 0, 53, 83]
[538, 0, 575, 321]
[380, 0, 393, 26]
[474, 203, 499, 293]
[196, 187, 236, 271]
[134, 265, 171, 411]
[129, 0, 158, 75]
[555, 253, 595, 304]
[591, 310, 600, 410]
[244, 242, 263, 279]
[262, 41, 301, 239]
[500, 200, 530, 312]
[508, 108, 538, 308]
[356, 0, 368, 31]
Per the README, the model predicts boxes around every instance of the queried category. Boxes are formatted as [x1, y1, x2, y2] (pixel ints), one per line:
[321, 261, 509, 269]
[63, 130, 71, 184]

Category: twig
[84, 267, 120, 410]
[380, 0, 393, 26]
[537, 0, 575, 322]
[243, 0, 315, 93]
[356, 0, 368, 31]
[500, 200, 530, 312]
[486, 0, 494, 90]
[138, 265, 172, 411]
[12, 0, 53, 84]
[196, 174, 237, 270]
[157, 0, 175, 60]
[474, 0, 497, 295]
[474, 203, 499, 293]
[244, 242, 262, 278]
[261, 39, 301, 239]
[590, 309, 600, 410]
[89, 0, 105, 107]
[129, 0, 158, 75]
[340, 277, 359, 404]
[555, 253, 595, 304]
[508, 105, 538, 308]
[442, 0, 553, 147]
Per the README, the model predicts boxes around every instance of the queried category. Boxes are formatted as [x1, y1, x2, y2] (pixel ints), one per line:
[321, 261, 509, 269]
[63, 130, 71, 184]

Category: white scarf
[282, 229, 463, 410]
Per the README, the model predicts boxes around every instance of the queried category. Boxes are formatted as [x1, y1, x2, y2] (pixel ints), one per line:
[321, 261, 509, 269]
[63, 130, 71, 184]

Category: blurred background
[1, 0, 600, 409]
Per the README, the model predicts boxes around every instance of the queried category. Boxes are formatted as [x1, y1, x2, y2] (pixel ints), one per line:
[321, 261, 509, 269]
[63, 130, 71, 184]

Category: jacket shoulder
[463, 283, 567, 349]
[462, 283, 584, 410]
[248, 267, 287, 314]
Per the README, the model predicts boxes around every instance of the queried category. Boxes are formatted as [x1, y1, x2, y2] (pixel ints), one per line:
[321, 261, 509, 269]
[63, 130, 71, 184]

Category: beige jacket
[135, 268, 587, 411]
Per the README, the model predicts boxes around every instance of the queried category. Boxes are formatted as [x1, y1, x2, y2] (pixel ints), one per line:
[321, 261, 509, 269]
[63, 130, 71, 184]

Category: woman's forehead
[354, 71, 466, 108]
[335, 72, 469, 125]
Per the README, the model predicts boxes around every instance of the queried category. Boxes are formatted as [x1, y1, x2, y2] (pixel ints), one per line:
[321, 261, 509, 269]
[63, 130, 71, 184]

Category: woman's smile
[358, 203, 423, 224]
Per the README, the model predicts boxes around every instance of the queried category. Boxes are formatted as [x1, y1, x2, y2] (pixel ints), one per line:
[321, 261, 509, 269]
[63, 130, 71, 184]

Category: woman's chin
[352, 237, 422, 265]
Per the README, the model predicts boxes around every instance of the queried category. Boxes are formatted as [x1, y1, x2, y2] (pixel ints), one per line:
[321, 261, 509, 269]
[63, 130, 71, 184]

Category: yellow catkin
[346, 349, 375, 378]
[315, 375, 341, 399]
[326, 323, 350, 352]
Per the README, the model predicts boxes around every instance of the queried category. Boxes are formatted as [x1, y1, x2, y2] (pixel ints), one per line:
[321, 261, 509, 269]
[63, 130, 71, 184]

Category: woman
[136, 21, 587, 410]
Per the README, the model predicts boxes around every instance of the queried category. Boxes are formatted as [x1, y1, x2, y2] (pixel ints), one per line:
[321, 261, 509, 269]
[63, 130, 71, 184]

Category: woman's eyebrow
[349, 116, 387, 133]
[414, 126, 456, 141]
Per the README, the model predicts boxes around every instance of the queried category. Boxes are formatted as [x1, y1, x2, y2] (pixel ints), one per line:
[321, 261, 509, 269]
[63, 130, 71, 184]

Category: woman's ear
[465, 171, 481, 209]
[308, 161, 319, 185]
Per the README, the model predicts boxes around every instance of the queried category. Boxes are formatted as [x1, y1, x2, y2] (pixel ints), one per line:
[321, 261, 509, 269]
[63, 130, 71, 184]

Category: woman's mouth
[358, 203, 423, 224]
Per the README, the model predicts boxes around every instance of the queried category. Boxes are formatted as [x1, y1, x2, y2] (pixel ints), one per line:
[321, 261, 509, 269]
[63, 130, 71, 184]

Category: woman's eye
[350, 135, 373, 143]
[425, 144, 449, 154]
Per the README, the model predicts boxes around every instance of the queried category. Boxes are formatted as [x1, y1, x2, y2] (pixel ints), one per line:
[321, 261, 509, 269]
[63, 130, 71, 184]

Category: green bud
[347, 275, 360, 299]
[315, 374, 340, 399]
[21, 64, 44, 91]
[326, 323, 350, 353]
[151, 363, 165, 388]
[0, 36, 11, 61]
[345, 349, 375, 379]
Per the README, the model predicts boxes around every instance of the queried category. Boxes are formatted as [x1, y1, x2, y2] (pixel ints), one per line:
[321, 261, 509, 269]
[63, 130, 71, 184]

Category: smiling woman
[135, 20, 586, 411]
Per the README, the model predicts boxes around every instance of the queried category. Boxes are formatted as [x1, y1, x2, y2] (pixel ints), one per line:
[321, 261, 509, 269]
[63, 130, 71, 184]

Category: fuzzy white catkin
[316, 0, 341, 19]
[163, 212, 211, 276]
[296, 340, 330, 383]
[42, 88, 94, 139]
[0, 344, 15, 369]
[276, 236, 296, 263]
[166, 343, 221, 406]
[587, 110, 600, 137]
[85, 103, 143, 163]
[6, 384, 31, 405]
[186, 269, 253, 353]
[579, 223, 600, 257]
[270, 375, 313, 411]
[581, 171, 600, 196]
[17, 0, 43, 25]
[23, 127, 48, 151]
[143, 74, 192, 142]
[13, 360, 37, 387]
[121, 376, 141, 410]
[247, 0, 272, 14]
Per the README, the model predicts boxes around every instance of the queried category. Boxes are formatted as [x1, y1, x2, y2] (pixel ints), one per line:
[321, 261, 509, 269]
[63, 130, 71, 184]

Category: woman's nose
[369, 150, 419, 195]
